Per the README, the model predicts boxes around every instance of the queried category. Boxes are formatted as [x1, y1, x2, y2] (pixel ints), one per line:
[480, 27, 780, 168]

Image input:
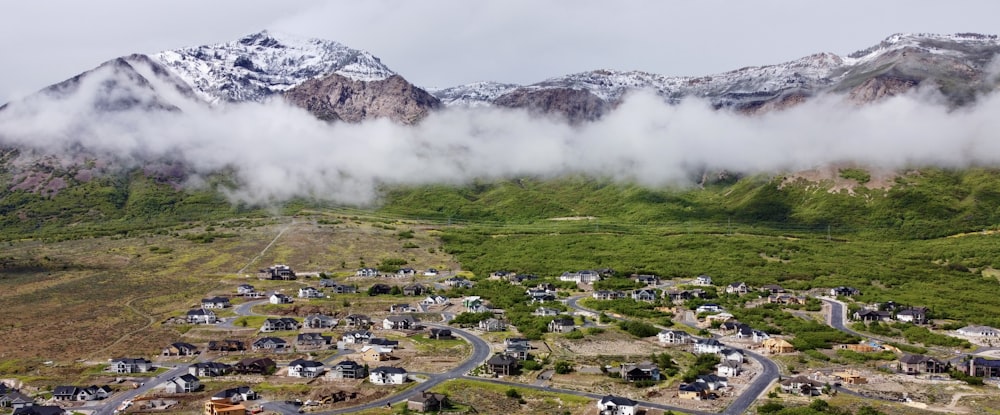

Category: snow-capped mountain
[434, 32, 1000, 119]
[152, 30, 396, 104]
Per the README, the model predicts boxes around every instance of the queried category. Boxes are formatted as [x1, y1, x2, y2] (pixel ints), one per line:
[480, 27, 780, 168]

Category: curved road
[565, 294, 779, 415]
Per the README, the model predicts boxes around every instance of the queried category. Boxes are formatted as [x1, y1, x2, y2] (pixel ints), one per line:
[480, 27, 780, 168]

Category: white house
[356, 267, 379, 277]
[717, 360, 742, 377]
[421, 295, 449, 305]
[186, 308, 217, 324]
[725, 282, 750, 295]
[297, 287, 323, 299]
[696, 304, 724, 314]
[596, 395, 637, 415]
[694, 275, 713, 286]
[957, 325, 1000, 338]
[657, 330, 691, 345]
[693, 339, 726, 355]
[369, 367, 408, 385]
[287, 359, 325, 378]
[161, 374, 200, 394]
[107, 358, 153, 373]
[560, 270, 603, 284]
[269, 293, 292, 305]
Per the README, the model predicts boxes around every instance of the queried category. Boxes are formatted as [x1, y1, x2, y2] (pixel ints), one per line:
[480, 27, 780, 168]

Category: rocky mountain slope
[434, 33, 1000, 119]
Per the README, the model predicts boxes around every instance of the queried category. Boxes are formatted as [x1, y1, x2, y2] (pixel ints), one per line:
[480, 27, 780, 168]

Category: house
[390, 304, 416, 313]
[596, 395, 637, 415]
[720, 348, 745, 363]
[429, 328, 453, 340]
[548, 317, 576, 333]
[630, 289, 657, 302]
[620, 362, 660, 382]
[423, 268, 439, 276]
[896, 307, 928, 324]
[526, 289, 556, 303]
[236, 284, 256, 296]
[211, 386, 257, 403]
[327, 360, 366, 380]
[759, 284, 785, 294]
[287, 359, 325, 378]
[297, 333, 333, 348]
[383, 315, 419, 330]
[251, 337, 290, 353]
[208, 339, 245, 352]
[478, 318, 506, 332]
[304, 314, 338, 329]
[356, 267, 379, 277]
[664, 289, 705, 302]
[696, 374, 728, 391]
[505, 337, 530, 349]
[504, 343, 531, 360]
[968, 356, 1000, 377]
[534, 307, 560, 316]
[234, 358, 276, 375]
[297, 287, 323, 299]
[369, 367, 409, 385]
[342, 330, 373, 344]
[0, 386, 34, 409]
[161, 342, 198, 356]
[107, 358, 153, 373]
[490, 270, 514, 280]
[897, 354, 948, 374]
[734, 326, 770, 343]
[53, 386, 107, 401]
[362, 346, 393, 362]
[408, 391, 449, 412]
[269, 293, 292, 304]
[779, 375, 823, 396]
[559, 270, 602, 284]
[678, 382, 709, 400]
[201, 296, 231, 309]
[324, 282, 358, 294]
[696, 303, 723, 314]
[706, 312, 735, 324]
[768, 294, 807, 305]
[957, 325, 1000, 338]
[486, 354, 519, 376]
[634, 274, 660, 286]
[186, 308, 217, 324]
[657, 330, 691, 345]
[761, 338, 795, 354]
[508, 274, 539, 285]
[368, 284, 392, 295]
[693, 339, 726, 355]
[853, 309, 892, 322]
[444, 277, 474, 288]
[161, 374, 200, 394]
[717, 360, 742, 377]
[369, 338, 400, 349]
[12, 406, 65, 415]
[718, 321, 742, 334]
[833, 370, 868, 385]
[261, 317, 300, 332]
[189, 362, 232, 377]
[204, 401, 247, 415]
[461, 296, 483, 308]
[402, 284, 425, 296]
[421, 295, 449, 305]
[592, 290, 625, 300]
[344, 314, 372, 328]
[259, 264, 296, 280]
[397, 267, 417, 277]
[830, 286, 861, 297]
[725, 282, 750, 295]
[694, 275, 713, 286]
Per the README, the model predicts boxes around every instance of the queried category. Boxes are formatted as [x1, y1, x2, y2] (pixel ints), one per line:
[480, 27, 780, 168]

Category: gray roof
[599, 395, 637, 406]
[371, 366, 407, 374]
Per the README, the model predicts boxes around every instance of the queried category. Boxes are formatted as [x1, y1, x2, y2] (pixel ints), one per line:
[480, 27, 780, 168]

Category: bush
[505, 388, 521, 399]
[554, 361, 573, 374]
[564, 330, 584, 339]
[618, 320, 659, 338]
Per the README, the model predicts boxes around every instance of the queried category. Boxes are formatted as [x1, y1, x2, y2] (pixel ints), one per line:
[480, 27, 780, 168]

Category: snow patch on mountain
[151, 30, 395, 104]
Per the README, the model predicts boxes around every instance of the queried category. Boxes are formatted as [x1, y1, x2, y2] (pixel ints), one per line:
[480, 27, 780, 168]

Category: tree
[554, 361, 573, 374]
[390, 285, 402, 296]
[505, 388, 521, 399]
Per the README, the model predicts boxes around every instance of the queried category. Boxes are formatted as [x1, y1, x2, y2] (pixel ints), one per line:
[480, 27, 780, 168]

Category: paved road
[565, 294, 779, 415]
[82, 365, 188, 415]
[820, 297, 864, 338]
[262, 323, 492, 415]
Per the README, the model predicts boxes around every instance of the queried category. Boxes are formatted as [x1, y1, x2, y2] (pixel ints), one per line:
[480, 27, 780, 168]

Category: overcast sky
[2, 0, 999, 103]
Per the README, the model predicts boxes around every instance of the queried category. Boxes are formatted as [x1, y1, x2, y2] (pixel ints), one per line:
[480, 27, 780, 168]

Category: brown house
[234, 358, 276, 375]
[407, 392, 448, 412]
[486, 354, 519, 376]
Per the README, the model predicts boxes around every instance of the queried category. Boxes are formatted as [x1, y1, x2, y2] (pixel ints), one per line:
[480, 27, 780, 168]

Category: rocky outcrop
[283, 74, 441, 124]
[492, 87, 610, 123]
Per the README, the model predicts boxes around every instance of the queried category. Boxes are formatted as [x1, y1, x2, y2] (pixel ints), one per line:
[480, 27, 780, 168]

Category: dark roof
[334, 360, 362, 369]
[487, 354, 518, 366]
[289, 359, 324, 368]
[599, 395, 637, 406]
[52, 386, 79, 396]
[971, 357, 1000, 368]
[212, 386, 254, 399]
[369, 338, 399, 346]
[237, 357, 275, 367]
[177, 374, 199, 382]
[899, 354, 930, 364]
[202, 296, 230, 303]
[193, 362, 231, 370]
[14, 406, 64, 415]
[679, 383, 708, 392]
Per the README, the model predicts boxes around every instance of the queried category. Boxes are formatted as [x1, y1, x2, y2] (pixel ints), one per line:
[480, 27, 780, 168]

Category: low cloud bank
[2, 79, 1000, 205]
